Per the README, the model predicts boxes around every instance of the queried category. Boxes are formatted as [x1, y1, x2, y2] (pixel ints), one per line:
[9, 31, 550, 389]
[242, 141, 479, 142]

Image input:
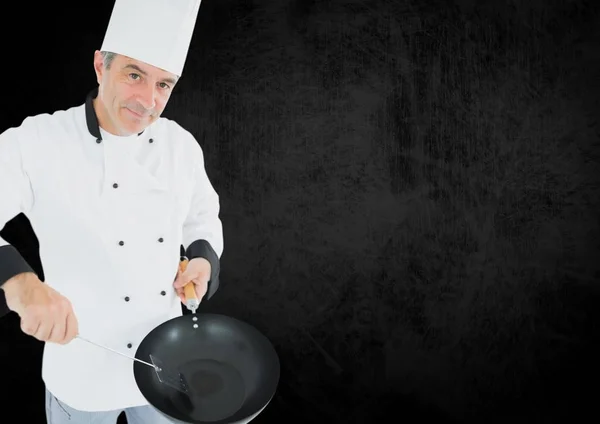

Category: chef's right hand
[2, 272, 79, 344]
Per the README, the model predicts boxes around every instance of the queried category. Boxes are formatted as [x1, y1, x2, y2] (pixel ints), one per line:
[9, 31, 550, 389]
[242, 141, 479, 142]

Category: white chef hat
[100, 0, 202, 76]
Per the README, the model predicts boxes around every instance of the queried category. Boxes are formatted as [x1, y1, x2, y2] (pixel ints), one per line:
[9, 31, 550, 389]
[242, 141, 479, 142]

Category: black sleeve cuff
[0, 245, 35, 287]
[184, 240, 220, 301]
[0, 245, 36, 318]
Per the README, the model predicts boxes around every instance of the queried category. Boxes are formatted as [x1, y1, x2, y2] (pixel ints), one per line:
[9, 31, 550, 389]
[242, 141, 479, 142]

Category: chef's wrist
[185, 240, 219, 274]
[185, 240, 220, 299]
[1, 272, 39, 295]
[0, 245, 37, 289]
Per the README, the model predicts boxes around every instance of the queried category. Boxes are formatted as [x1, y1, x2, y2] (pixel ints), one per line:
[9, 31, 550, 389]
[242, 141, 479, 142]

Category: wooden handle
[179, 257, 198, 302]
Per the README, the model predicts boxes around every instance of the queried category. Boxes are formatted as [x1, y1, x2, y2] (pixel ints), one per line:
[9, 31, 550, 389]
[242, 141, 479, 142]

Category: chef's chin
[119, 108, 151, 134]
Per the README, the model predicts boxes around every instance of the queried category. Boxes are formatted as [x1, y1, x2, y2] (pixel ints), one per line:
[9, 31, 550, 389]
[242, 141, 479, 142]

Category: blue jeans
[45, 388, 173, 424]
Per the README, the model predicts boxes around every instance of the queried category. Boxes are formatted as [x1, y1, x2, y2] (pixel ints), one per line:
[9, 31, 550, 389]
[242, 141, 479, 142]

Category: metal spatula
[149, 353, 189, 392]
[76, 336, 190, 394]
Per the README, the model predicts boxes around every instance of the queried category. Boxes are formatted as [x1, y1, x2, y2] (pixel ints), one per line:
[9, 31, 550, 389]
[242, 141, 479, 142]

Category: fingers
[34, 318, 52, 342]
[174, 285, 184, 303]
[47, 311, 67, 344]
[20, 293, 78, 344]
[47, 297, 74, 344]
[173, 270, 190, 304]
[21, 305, 52, 341]
[64, 311, 79, 344]
[20, 316, 40, 338]
[173, 271, 193, 289]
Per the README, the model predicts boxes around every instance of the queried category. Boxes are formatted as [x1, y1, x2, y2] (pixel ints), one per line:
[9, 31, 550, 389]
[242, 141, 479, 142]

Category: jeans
[45, 388, 173, 424]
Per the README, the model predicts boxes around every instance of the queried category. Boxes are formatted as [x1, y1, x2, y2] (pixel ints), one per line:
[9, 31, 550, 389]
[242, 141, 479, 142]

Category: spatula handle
[179, 256, 199, 312]
[76, 336, 156, 370]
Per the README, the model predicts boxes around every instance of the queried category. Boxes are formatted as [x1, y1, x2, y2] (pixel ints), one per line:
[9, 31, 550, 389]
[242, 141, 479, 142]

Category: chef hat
[100, 0, 202, 76]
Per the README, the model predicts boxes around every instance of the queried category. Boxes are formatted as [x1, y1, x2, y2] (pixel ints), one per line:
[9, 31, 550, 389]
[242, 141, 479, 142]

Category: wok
[133, 310, 280, 423]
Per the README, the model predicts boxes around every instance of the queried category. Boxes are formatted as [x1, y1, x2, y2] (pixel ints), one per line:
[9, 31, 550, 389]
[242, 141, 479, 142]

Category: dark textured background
[1, 0, 599, 423]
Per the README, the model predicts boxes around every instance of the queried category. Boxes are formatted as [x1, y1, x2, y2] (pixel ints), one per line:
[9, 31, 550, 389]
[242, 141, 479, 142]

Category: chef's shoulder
[0, 114, 38, 146]
[0, 108, 74, 152]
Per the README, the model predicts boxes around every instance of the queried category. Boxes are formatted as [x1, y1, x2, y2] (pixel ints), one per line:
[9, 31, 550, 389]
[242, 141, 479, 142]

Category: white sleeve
[0, 123, 37, 288]
[181, 142, 224, 300]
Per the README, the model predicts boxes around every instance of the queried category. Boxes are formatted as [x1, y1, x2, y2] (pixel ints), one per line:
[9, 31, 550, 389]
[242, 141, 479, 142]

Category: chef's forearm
[0, 126, 37, 292]
[185, 239, 220, 300]
[183, 141, 224, 301]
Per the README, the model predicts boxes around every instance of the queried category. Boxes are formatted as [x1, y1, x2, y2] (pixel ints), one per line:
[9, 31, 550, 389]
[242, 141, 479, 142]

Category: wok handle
[179, 256, 199, 312]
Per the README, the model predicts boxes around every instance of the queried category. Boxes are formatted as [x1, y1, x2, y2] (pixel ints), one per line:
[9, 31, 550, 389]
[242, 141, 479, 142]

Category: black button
[149, 138, 154, 144]
[96, 138, 102, 144]
[113, 183, 118, 188]
[124, 296, 130, 302]
[119, 241, 124, 246]
[160, 290, 166, 296]
[158, 237, 164, 243]
[127, 343, 132, 349]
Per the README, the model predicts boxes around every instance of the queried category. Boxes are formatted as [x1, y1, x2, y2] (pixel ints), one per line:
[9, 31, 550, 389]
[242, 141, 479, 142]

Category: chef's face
[92, 50, 179, 136]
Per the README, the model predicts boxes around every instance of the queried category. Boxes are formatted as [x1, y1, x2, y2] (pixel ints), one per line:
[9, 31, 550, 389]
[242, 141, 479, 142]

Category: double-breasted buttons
[96, 138, 102, 144]
[105, 132, 164, 360]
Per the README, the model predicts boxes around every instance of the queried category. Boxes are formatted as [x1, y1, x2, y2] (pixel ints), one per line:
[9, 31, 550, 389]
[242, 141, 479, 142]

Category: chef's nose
[137, 84, 157, 110]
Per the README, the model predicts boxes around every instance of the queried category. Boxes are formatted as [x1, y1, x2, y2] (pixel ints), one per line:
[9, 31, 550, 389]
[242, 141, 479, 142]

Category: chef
[0, 0, 223, 422]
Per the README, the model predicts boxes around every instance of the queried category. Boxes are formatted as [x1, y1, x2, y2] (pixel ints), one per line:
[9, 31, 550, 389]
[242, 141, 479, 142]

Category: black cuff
[0, 245, 35, 287]
[184, 240, 220, 300]
[0, 245, 36, 318]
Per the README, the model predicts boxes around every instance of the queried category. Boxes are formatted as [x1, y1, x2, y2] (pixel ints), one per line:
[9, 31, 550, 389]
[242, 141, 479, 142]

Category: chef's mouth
[125, 107, 150, 119]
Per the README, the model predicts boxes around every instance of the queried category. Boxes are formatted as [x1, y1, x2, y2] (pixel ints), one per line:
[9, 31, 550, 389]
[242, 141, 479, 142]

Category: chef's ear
[93, 50, 105, 85]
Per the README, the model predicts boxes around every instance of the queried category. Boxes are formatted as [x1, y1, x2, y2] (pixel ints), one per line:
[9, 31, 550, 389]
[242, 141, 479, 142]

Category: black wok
[133, 312, 280, 424]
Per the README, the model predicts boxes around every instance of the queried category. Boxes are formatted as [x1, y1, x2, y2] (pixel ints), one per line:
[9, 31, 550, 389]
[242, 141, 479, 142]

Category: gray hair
[100, 51, 117, 69]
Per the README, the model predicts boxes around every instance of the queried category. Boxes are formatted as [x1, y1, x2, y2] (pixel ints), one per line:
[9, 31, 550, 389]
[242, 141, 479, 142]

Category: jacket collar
[85, 87, 144, 140]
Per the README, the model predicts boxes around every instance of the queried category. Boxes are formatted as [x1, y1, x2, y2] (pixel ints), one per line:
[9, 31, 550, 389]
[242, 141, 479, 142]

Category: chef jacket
[0, 88, 223, 411]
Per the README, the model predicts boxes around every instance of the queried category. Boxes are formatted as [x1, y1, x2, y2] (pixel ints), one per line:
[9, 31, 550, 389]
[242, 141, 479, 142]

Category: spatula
[76, 335, 190, 393]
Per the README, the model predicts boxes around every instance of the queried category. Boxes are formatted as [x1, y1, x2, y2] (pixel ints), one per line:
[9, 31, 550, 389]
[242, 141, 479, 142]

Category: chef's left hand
[173, 258, 211, 304]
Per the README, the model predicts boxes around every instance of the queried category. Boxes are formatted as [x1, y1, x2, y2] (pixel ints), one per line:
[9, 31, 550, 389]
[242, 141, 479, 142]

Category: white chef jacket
[0, 88, 224, 411]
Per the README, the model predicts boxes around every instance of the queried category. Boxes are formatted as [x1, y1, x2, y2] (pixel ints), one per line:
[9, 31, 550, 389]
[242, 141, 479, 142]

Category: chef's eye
[129, 73, 141, 80]
[159, 82, 170, 89]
